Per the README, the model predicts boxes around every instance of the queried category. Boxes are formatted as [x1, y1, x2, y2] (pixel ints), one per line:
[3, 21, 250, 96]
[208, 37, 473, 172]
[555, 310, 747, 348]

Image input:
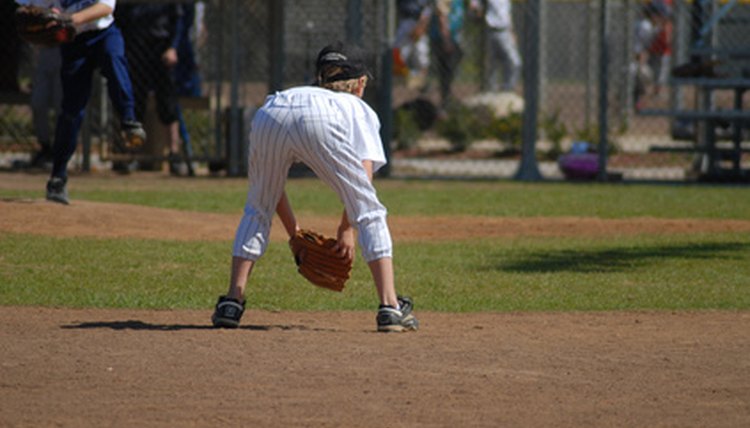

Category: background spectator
[0, 0, 23, 93]
[393, 0, 433, 91]
[430, 0, 466, 108]
[471, 0, 522, 93]
[117, 3, 188, 175]
[28, 46, 62, 168]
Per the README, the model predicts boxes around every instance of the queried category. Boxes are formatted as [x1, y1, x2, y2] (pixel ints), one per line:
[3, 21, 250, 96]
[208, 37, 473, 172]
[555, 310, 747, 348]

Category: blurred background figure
[0, 0, 23, 93]
[393, 0, 432, 91]
[471, 0, 522, 93]
[117, 3, 190, 175]
[172, 1, 207, 177]
[28, 46, 62, 168]
[646, 0, 673, 100]
[430, 0, 466, 108]
[631, 0, 673, 111]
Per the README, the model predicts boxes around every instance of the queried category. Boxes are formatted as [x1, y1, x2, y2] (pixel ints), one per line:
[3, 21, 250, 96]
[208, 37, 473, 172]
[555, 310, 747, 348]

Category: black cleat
[211, 296, 246, 328]
[46, 177, 69, 205]
[376, 296, 419, 332]
[121, 120, 147, 149]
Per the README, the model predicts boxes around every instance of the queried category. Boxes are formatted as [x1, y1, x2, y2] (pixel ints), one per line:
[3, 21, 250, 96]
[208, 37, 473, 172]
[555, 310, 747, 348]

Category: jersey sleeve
[351, 100, 387, 172]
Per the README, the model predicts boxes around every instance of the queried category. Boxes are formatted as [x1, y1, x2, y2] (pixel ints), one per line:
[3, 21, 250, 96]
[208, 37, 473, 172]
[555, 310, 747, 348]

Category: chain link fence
[1, 0, 748, 182]
[392, 0, 750, 182]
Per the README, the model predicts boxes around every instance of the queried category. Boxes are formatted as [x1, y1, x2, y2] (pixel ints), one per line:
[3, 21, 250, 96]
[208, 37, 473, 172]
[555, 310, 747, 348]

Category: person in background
[470, 0, 522, 92]
[631, 1, 660, 110]
[430, 0, 465, 108]
[394, 0, 433, 91]
[172, 1, 205, 177]
[647, 0, 673, 100]
[15, 0, 146, 205]
[0, 0, 23, 93]
[28, 46, 62, 168]
[116, 3, 187, 176]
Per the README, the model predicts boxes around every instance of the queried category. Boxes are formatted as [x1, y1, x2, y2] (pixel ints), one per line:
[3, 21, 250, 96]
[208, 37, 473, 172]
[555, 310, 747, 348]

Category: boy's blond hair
[321, 78, 361, 95]
[318, 66, 366, 96]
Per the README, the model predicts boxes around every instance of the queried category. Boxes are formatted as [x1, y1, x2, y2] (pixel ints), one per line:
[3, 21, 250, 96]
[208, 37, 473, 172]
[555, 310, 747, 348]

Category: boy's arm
[335, 159, 375, 261]
[69, 1, 113, 26]
[276, 191, 299, 239]
[162, 5, 184, 67]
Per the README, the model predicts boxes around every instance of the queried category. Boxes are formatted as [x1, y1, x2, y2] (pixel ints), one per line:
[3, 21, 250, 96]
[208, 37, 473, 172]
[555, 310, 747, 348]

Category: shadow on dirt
[61, 320, 337, 332]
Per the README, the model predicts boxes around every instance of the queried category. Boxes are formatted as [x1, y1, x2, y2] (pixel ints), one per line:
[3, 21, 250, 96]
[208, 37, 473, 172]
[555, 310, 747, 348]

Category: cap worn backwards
[316, 41, 372, 84]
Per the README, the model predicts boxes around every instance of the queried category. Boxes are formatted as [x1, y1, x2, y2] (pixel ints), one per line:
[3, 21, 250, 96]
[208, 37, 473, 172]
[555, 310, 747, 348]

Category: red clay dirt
[1, 174, 749, 427]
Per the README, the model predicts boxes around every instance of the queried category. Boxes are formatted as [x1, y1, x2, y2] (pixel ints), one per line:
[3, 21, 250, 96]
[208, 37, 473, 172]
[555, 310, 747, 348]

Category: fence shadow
[494, 241, 749, 273]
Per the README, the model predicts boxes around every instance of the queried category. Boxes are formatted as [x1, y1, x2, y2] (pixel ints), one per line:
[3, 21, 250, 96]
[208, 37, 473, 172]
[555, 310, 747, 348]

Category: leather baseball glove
[15, 5, 76, 46]
[289, 229, 353, 292]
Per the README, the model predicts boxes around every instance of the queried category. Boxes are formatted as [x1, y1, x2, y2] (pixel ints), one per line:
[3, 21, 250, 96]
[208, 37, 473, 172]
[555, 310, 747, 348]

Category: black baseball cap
[316, 41, 372, 84]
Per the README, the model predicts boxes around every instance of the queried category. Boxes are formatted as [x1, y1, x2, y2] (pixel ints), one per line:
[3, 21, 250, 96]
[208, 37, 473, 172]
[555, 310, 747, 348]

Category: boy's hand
[335, 227, 356, 263]
[15, 5, 76, 46]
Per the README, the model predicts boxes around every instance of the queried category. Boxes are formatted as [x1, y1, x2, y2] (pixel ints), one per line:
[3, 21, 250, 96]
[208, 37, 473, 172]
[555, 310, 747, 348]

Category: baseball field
[1, 171, 750, 427]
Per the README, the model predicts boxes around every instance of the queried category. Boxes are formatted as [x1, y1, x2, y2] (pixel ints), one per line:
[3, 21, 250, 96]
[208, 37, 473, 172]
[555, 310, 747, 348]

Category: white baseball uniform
[233, 86, 392, 263]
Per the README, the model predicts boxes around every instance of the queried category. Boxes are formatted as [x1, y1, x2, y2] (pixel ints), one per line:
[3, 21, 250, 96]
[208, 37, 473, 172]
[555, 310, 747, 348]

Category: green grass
[2, 177, 749, 312]
[1, 232, 748, 312]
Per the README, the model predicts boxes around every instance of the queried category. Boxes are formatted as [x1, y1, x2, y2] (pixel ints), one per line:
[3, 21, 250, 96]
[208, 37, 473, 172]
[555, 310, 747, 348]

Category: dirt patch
[3, 198, 750, 242]
[1, 307, 749, 427]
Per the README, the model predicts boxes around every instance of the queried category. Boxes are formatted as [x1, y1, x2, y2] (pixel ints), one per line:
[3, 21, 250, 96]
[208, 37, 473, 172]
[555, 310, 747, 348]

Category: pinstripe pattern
[233, 87, 392, 262]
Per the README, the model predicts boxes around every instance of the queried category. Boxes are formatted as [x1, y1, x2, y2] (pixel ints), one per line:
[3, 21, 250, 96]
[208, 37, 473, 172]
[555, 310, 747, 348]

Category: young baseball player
[211, 42, 419, 333]
[16, 0, 146, 204]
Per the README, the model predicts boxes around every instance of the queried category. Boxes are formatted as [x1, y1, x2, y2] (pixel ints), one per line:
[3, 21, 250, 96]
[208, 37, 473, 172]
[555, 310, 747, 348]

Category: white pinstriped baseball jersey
[232, 86, 393, 263]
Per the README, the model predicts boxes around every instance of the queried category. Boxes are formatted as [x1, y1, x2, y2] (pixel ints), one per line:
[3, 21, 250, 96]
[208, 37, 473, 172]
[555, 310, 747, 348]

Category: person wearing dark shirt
[117, 4, 188, 175]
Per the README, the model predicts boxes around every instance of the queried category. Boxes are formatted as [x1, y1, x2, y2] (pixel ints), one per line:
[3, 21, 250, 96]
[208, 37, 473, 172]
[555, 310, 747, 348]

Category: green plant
[484, 111, 523, 150]
[393, 108, 422, 151]
[541, 109, 568, 160]
[436, 103, 484, 151]
[574, 124, 620, 155]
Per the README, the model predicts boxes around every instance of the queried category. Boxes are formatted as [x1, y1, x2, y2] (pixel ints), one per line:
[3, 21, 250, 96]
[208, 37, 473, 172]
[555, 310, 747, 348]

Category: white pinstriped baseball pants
[232, 95, 392, 263]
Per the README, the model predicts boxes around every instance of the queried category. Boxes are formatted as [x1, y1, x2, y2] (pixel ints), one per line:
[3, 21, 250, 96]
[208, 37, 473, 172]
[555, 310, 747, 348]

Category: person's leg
[226, 257, 255, 301]
[175, 105, 196, 174]
[498, 30, 522, 91]
[289, 110, 398, 308]
[489, 30, 510, 92]
[31, 54, 52, 148]
[30, 52, 55, 166]
[486, 30, 504, 92]
[152, 59, 185, 174]
[213, 107, 294, 327]
[292, 116, 415, 331]
[367, 257, 398, 309]
[45, 40, 94, 204]
[98, 26, 146, 149]
[52, 43, 94, 181]
[97, 26, 137, 122]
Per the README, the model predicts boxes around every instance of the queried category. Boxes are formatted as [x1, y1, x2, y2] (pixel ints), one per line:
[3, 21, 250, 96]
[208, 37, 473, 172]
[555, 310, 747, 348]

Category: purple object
[558, 153, 599, 180]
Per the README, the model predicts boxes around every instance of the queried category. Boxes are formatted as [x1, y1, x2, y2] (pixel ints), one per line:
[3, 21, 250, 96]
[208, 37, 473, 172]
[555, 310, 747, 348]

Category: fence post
[514, 0, 542, 181]
[597, 0, 609, 181]
[269, 0, 285, 92]
[227, 0, 241, 176]
[378, 0, 395, 177]
[346, 0, 363, 45]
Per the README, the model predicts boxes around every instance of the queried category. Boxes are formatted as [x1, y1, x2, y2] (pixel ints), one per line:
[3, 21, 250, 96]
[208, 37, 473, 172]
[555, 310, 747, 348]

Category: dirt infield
[2, 174, 750, 427]
[4, 198, 750, 243]
[2, 307, 749, 427]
